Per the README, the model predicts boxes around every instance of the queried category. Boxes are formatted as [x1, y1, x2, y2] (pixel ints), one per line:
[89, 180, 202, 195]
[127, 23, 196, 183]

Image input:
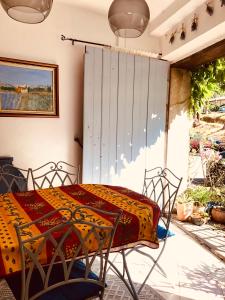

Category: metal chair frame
[107, 167, 182, 299]
[143, 167, 182, 227]
[140, 167, 182, 293]
[0, 164, 29, 193]
[14, 206, 121, 300]
[30, 161, 80, 190]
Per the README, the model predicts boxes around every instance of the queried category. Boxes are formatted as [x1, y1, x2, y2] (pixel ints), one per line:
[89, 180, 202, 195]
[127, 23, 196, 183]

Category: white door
[83, 46, 170, 193]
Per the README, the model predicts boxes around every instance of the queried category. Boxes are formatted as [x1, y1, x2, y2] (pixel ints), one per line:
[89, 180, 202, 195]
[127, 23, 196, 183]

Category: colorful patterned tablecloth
[0, 184, 160, 277]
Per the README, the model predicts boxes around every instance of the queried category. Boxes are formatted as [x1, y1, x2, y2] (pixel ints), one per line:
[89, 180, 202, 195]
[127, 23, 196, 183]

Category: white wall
[0, 2, 160, 170]
[167, 68, 191, 192]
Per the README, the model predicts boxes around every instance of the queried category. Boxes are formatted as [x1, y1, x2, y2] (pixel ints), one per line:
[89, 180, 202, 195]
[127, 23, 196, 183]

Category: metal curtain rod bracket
[61, 35, 111, 48]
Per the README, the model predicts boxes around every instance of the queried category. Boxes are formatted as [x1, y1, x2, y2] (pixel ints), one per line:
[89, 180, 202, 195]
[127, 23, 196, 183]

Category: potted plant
[184, 186, 210, 212]
[211, 204, 225, 224]
[203, 152, 225, 223]
[208, 188, 225, 223]
[191, 211, 209, 226]
[178, 187, 210, 225]
[176, 194, 193, 221]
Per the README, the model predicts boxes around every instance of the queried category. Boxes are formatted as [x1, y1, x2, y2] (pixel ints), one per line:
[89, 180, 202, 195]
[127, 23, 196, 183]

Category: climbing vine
[190, 57, 225, 115]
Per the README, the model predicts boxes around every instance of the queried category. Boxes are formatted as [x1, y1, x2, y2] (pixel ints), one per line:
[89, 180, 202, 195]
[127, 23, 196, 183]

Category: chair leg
[106, 252, 120, 274]
[99, 290, 104, 300]
[137, 240, 168, 295]
[126, 247, 167, 277]
[107, 251, 139, 300]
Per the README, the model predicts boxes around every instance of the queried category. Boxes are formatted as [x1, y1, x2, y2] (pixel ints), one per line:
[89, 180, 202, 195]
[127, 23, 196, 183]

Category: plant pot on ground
[211, 206, 225, 224]
[176, 195, 193, 221]
[193, 201, 205, 214]
[177, 185, 225, 223]
[191, 211, 209, 226]
[191, 213, 206, 226]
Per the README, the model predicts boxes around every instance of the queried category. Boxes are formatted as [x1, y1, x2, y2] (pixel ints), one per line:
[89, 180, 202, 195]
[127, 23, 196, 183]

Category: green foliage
[183, 186, 225, 205]
[185, 186, 212, 204]
[208, 103, 219, 112]
[190, 57, 225, 115]
[177, 193, 193, 204]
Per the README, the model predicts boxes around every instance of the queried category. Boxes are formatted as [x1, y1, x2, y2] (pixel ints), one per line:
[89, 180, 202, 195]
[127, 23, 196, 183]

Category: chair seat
[7, 260, 102, 300]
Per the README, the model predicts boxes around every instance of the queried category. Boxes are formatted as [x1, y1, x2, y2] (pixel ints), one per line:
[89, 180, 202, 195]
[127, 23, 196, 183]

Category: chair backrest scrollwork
[143, 167, 182, 231]
[30, 161, 80, 190]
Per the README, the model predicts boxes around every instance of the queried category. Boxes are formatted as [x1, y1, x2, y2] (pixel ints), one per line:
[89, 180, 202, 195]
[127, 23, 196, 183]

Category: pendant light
[108, 0, 150, 38]
[0, 0, 53, 24]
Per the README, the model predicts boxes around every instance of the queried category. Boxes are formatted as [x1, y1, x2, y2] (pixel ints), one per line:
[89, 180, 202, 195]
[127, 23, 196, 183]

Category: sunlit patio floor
[108, 222, 225, 300]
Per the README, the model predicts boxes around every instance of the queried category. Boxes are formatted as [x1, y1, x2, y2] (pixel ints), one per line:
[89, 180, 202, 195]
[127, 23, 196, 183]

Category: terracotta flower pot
[211, 207, 225, 224]
[191, 213, 205, 226]
[177, 202, 193, 221]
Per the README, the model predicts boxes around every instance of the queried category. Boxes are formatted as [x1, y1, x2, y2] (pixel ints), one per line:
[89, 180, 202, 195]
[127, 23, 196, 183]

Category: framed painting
[0, 57, 59, 117]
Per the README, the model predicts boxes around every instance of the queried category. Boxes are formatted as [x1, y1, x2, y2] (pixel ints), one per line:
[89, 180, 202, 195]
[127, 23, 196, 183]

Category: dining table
[0, 184, 160, 299]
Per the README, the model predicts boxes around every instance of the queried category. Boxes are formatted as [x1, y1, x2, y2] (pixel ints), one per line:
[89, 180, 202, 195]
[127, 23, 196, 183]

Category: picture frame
[0, 57, 59, 117]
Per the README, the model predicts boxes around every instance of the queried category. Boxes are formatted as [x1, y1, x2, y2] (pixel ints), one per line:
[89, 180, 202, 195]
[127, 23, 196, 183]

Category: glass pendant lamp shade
[0, 0, 53, 23]
[108, 0, 150, 38]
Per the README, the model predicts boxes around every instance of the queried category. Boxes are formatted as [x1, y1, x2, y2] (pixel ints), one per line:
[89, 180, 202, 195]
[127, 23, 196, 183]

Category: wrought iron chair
[30, 161, 80, 190]
[119, 167, 182, 295]
[0, 164, 29, 194]
[6, 206, 121, 300]
[139, 167, 182, 292]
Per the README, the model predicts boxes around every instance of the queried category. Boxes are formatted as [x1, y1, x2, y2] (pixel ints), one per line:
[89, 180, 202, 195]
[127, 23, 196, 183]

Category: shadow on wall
[109, 130, 166, 193]
[111, 69, 191, 193]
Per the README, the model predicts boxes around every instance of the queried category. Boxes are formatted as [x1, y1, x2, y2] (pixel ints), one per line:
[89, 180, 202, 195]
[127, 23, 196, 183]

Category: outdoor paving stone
[172, 217, 225, 262]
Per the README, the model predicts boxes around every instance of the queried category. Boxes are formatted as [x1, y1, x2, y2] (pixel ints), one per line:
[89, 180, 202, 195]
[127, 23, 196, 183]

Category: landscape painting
[0, 57, 58, 117]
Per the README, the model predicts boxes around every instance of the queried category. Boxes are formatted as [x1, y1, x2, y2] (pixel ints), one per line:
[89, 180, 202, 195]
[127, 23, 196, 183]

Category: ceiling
[57, 0, 173, 22]
[57, 0, 207, 37]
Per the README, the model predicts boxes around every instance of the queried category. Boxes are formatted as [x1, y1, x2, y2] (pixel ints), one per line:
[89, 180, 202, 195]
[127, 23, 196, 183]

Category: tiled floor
[108, 223, 225, 300]
[172, 219, 225, 263]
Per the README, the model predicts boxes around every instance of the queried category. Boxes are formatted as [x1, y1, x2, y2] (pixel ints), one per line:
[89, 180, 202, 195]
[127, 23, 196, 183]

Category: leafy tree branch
[190, 58, 225, 115]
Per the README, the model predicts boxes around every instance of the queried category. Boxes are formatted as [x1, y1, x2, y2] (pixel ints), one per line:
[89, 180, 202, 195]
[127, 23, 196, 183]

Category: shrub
[184, 186, 225, 205]
[207, 160, 225, 187]
[185, 186, 212, 205]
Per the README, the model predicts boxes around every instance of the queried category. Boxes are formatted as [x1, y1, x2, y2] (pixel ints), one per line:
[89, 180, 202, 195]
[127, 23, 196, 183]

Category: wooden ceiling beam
[172, 38, 225, 70]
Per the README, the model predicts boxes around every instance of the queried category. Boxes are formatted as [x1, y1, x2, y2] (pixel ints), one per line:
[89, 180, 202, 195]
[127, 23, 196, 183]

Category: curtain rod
[61, 34, 162, 59]
[61, 35, 111, 48]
